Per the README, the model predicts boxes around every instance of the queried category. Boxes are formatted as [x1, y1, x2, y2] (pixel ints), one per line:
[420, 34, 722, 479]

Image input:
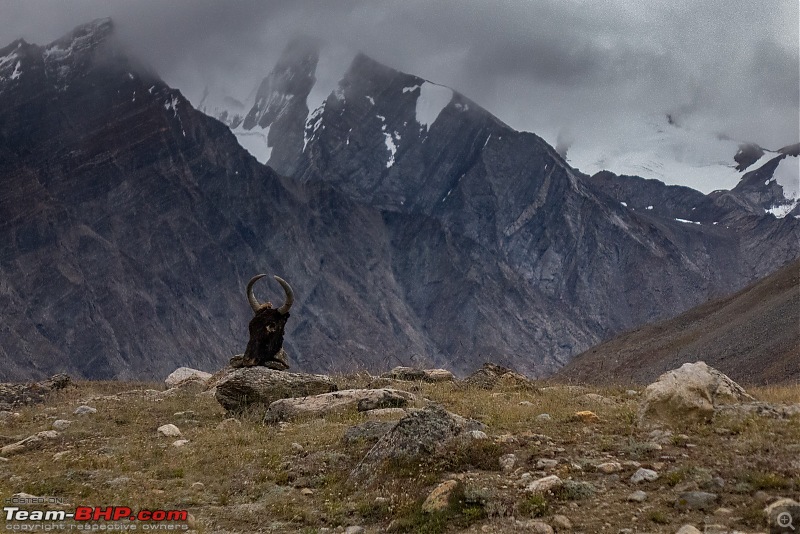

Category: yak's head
[246, 274, 294, 315]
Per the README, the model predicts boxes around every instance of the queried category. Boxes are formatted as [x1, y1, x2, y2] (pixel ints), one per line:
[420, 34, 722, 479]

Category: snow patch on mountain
[0, 51, 20, 84]
[567, 114, 780, 194]
[384, 132, 397, 168]
[304, 46, 354, 129]
[771, 155, 800, 200]
[304, 102, 326, 152]
[0, 51, 17, 69]
[234, 124, 272, 164]
[766, 201, 799, 218]
[415, 82, 453, 131]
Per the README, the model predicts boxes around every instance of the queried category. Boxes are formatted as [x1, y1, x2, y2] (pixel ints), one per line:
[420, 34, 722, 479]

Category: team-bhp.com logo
[4, 505, 189, 530]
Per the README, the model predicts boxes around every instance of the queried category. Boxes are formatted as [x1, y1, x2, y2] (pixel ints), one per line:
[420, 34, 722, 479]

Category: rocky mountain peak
[241, 36, 320, 131]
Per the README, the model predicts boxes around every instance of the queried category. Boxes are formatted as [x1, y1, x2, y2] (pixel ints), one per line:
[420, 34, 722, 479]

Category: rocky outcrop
[638, 362, 754, 424]
[0, 375, 72, 411]
[461, 363, 532, 390]
[264, 388, 416, 422]
[349, 405, 485, 485]
[214, 368, 337, 413]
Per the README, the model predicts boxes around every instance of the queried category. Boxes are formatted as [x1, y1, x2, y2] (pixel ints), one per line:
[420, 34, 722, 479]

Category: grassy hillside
[555, 259, 800, 386]
[1, 377, 798, 533]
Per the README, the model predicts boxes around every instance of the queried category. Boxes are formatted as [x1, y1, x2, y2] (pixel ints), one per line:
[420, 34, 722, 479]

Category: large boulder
[264, 388, 416, 422]
[639, 361, 754, 425]
[349, 405, 485, 485]
[165, 367, 212, 388]
[214, 367, 337, 413]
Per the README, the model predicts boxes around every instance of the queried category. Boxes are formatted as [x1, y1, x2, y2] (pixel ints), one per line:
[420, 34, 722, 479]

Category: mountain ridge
[0, 20, 798, 381]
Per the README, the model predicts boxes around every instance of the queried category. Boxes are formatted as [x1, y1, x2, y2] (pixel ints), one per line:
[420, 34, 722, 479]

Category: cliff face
[1, 22, 797, 381]
[0, 21, 437, 380]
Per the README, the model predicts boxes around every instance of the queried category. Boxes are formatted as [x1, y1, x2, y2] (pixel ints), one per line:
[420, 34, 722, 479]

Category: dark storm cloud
[1, 0, 797, 150]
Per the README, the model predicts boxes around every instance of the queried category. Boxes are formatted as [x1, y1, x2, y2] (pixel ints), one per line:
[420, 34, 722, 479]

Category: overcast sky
[3, 0, 798, 187]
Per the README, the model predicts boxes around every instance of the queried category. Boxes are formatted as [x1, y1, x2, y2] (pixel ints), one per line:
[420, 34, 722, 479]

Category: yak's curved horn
[274, 275, 294, 315]
[246, 274, 268, 313]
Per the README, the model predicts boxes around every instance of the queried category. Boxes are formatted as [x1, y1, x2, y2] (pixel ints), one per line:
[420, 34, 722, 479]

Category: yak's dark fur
[241, 308, 290, 368]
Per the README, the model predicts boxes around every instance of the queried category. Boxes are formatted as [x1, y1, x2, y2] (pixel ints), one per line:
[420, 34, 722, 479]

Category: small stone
[551, 514, 572, 530]
[423, 369, 455, 382]
[753, 490, 771, 502]
[422, 479, 459, 512]
[525, 475, 563, 494]
[536, 413, 552, 421]
[626, 390, 638, 396]
[73, 405, 97, 416]
[344, 527, 365, 534]
[573, 410, 600, 423]
[495, 434, 518, 444]
[52, 420, 72, 431]
[519, 401, 534, 406]
[468, 430, 488, 440]
[675, 526, 702, 534]
[500, 453, 517, 473]
[516, 520, 554, 534]
[630, 468, 658, 483]
[172, 439, 189, 447]
[216, 418, 241, 429]
[713, 507, 733, 515]
[291, 442, 304, 453]
[536, 458, 559, 469]
[0, 456, 8, 462]
[622, 460, 641, 469]
[157, 424, 181, 437]
[627, 490, 648, 502]
[648, 429, 673, 442]
[674, 491, 719, 511]
[300, 488, 314, 496]
[596, 462, 623, 474]
[191, 482, 204, 491]
[53, 451, 70, 460]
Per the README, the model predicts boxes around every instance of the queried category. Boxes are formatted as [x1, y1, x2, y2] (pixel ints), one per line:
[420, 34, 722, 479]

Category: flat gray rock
[264, 388, 415, 422]
[215, 368, 337, 413]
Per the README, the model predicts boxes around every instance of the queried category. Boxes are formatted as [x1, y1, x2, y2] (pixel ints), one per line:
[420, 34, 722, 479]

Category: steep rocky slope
[554, 259, 800, 385]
